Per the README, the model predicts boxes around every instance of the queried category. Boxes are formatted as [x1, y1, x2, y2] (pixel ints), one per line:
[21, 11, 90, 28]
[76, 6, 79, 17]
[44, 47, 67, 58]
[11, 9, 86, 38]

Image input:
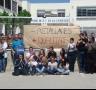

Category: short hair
[29, 47, 33, 49]
[50, 46, 54, 50]
[70, 38, 74, 41]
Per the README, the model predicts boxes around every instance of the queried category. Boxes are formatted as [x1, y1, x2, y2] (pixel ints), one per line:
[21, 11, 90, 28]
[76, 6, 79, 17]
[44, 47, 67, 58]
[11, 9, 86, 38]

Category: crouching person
[28, 55, 38, 75]
[47, 56, 58, 75]
[12, 55, 28, 76]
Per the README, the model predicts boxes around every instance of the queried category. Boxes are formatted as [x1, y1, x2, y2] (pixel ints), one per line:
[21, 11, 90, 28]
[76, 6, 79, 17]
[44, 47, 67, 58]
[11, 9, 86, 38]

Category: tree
[0, 11, 11, 35]
[15, 9, 32, 34]
[2, 11, 9, 23]
[17, 9, 31, 24]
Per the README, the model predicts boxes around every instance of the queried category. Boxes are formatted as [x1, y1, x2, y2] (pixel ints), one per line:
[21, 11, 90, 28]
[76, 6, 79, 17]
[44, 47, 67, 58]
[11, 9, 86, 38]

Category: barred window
[5, 0, 11, 10]
[12, 0, 17, 12]
[77, 7, 96, 17]
[0, 0, 4, 7]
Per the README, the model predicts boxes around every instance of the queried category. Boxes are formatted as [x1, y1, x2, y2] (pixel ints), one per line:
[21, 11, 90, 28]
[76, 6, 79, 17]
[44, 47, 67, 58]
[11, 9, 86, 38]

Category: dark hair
[60, 48, 65, 58]
[33, 55, 38, 61]
[39, 49, 45, 57]
[50, 46, 54, 50]
[83, 31, 88, 37]
[19, 54, 24, 60]
[80, 33, 84, 36]
[29, 47, 33, 49]
[92, 37, 95, 43]
[70, 38, 74, 41]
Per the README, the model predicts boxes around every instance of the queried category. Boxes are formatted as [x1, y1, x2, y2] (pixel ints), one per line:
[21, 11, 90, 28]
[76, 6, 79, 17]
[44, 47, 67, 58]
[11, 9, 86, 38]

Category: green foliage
[0, 11, 9, 23]
[17, 9, 31, 25]
[18, 10, 31, 17]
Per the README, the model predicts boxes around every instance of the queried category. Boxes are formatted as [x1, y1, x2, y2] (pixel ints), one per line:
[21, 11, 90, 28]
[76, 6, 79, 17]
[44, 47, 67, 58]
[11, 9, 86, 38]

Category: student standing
[67, 38, 77, 72]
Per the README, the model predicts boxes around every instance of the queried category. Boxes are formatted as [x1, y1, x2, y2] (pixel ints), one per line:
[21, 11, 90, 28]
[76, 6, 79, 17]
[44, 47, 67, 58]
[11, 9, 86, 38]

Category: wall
[70, 0, 96, 27]
[30, 3, 71, 17]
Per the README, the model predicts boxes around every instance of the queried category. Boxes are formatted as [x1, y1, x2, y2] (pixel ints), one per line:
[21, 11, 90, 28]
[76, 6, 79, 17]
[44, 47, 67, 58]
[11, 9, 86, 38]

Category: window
[18, 6, 22, 13]
[77, 7, 96, 17]
[12, 1, 17, 12]
[37, 10, 45, 17]
[58, 9, 65, 17]
[37, 9, 65, 17]
[5, 0, 11, 10]
[0, 0, 4, 7]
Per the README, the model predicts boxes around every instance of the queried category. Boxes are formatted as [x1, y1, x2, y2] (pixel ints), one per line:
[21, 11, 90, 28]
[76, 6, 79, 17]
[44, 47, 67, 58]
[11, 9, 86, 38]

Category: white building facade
[0, 0, 23, 15]
[0, 0, 96, 33]
[28, 0, 96, 33]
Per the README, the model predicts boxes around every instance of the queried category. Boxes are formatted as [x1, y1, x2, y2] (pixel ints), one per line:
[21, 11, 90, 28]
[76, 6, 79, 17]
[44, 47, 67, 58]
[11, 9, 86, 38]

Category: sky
[30, 0, 70, 3]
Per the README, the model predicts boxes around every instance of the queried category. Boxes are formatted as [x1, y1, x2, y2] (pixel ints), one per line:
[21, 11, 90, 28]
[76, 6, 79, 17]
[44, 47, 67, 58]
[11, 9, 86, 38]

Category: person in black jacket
[76, 38, 88, 73]
[47, 47, 57, 60]
[12, 55, 28, 76]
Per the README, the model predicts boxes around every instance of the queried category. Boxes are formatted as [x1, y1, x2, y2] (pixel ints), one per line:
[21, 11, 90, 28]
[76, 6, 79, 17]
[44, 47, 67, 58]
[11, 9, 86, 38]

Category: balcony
[31, 17, 70, 25]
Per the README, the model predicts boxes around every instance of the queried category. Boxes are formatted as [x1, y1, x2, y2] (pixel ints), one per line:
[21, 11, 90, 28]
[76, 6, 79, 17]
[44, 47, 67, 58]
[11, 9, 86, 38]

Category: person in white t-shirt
[1, 37, 8, 72]
[26, 47, 35, 62]
[67, 38, 77, 72]
[28, 55, 38, 75]
[47, 56, 58, 74]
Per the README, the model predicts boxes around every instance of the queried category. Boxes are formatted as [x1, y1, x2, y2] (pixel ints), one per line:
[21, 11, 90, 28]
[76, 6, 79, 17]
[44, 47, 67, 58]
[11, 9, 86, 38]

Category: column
[17, 0, 18, 14]
[4, 0, 5, 9]
[11, 0, 12, 12]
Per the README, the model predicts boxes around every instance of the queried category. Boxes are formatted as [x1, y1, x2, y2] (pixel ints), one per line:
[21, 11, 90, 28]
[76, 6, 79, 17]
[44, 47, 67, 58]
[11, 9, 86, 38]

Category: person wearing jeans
[47, 56, 58, 75]
[28, 56, 38, 75]
[2, 37, 8, 72]
[0, 41, 4, 72]
[77, 39, 88, 73]
[36, 63, 46, 74]
[67, 38, 77, 72]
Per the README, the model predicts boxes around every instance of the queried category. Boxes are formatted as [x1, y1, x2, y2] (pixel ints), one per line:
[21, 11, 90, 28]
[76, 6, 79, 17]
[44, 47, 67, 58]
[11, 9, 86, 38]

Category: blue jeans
[78, 52, 86, 72]
[68, 51, 77, 72]
[36, 67, 46, 74]
[57, 68, 70, 75]
[0, 58, 5, 72]
[4, 58, 7, 72]
[28, 66, 37, 74]
[47, 68, 57, 74]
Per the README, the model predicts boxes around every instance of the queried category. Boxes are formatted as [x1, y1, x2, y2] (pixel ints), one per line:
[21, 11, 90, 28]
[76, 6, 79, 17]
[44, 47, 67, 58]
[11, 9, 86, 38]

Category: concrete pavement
[0, 72, 96, 89]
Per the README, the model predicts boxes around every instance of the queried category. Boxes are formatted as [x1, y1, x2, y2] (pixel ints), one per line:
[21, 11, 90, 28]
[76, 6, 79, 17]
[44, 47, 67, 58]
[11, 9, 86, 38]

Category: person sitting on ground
[57, 57, 70, 75]
[26, 47, 35, 60]
[36, 56, 48, 75]
[28, 55, 38, 75]
[47, 47, 57, 61]
[56, 48, 70, 75]
[47, 56, 58, 75]
[38, 49, 46, 61]
[12, 55, 28, 76]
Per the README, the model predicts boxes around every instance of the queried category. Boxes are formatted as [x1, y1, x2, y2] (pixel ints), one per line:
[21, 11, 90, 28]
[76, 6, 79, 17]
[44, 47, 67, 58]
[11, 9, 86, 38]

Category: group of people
[12, 47, 70, 76]
[67, 32, 96, 74]
[0, 32, 96, 76]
